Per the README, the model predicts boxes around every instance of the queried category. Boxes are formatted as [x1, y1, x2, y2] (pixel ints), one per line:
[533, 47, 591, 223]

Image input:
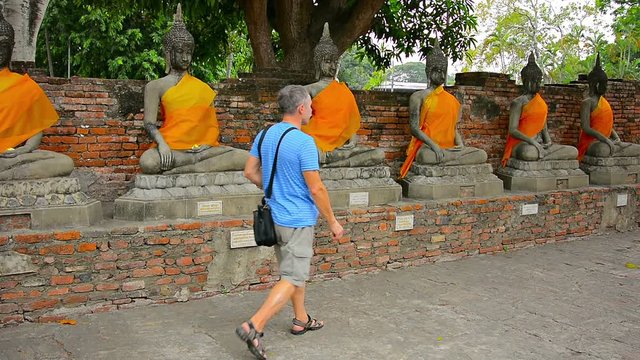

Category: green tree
[597, 0, 639, 79]
[35, 0, 250, 81]
[387, 62, 428, 83]
[337, 46, 377, 90]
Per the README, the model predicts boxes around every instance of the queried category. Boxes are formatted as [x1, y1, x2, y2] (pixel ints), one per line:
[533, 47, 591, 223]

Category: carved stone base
[0, 177, 102, 229]
[497, 159, 588, 192]
[320, 166, 402, 208]
[114, 172, 262, 221]
[580, 155, 640, 185]
[401, 164, 503, 200]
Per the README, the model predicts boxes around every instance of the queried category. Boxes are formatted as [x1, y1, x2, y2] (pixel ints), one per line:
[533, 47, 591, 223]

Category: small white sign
[230, 230, 256, 248]
[197, 200, 223, 216]
[395, 214, 414, 231]
[617, 194, 628, 207]
[521, 203, 539, 215]
[349, 192, 369, 207]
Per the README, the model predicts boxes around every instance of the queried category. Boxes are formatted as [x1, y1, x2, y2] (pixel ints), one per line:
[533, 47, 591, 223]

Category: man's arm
[243, 155, 263, 189]
[303, 170, 344, 240]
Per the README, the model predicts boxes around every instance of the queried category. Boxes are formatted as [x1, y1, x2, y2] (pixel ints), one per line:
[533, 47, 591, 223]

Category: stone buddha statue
[399, 40, 486, 178]
[138, 4, 248, 174]
[302, 23, 385, 168]
[501, 53, 578, 166]
[577, 53, 640, 160]
[0, 12, 74, 181]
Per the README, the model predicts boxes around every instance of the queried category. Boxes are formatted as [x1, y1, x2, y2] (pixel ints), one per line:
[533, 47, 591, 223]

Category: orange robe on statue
[399, 86, 459, 178]
[159, 73, 220, 150]
[577, 97, 613, 161]
[0, 68, 59, 152]
[501, 93, 548, 166]
[301, 80, 360, 152]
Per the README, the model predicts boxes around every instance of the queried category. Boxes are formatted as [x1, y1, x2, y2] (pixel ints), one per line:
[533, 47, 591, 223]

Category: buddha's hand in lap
[0, 149, 18, 158]
[187, 144, 211, 153]
[449, 145, 463, 152]
[158, 144, 174, 170]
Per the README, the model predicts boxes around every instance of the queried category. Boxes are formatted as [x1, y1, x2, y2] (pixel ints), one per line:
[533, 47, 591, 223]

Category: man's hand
[329, 219, 344, 241]
[158, 144, 174, 170]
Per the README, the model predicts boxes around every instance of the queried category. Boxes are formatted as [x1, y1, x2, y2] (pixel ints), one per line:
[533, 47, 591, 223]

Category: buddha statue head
[313, 23, 339, 80]
[424, 39, 448, 87]
[520, 52, 543, 95]
[587, 53, 607, 96]
[162, 3, 194, 74]
[0, 10, 14, 69]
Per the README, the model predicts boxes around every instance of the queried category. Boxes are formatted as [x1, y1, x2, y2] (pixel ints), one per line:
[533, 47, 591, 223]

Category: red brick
[146, 237, 170, 245]
[122, 280, 145, 291]
[24, 299, 59, 311]
[176, 257, 193, 266]
[315, 248, 337, 255]
[14, 233, 49, 244]
[193, 255, 213, 264]
[47, 288, 70, 296]
[195, 274, 208, 283]
[0, 281, 18, 289]
[95, 262, 116, 270]
[72, 284, 94, 293]
[132, 266, 165, 278]
[155, 278, 172, 285]
[165, 267, 181, 275]
[144, 224, 171, 232]
[63, 294, 89, 304]
[147, 258, 164, 266]
[96, 283, 119, 291]
[39, 244, 74, 255]
[51, 275, 74, 285]
[318, 263, 332, 271]
[182, 265, 206, 274]
[1, 291, 25, 300]
[0, 235, 8, 246]
[54, 231, 82, 241]
[174, 276, 191, 285]
[174, 222, 202, 230]
[78, 242, 97, 252]
[0, 303, 20, 314]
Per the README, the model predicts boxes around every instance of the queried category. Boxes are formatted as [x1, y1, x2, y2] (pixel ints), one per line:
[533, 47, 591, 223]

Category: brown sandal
[235, 320, 267, 360]
[290, 314, 324, 335]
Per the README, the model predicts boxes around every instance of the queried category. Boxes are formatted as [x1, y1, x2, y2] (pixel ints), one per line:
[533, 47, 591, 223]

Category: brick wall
[33, 74, 640, 201]
[0, 185, 638, 325]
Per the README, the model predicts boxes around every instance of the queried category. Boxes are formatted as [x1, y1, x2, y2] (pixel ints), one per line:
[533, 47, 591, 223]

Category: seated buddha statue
[399, 40, 486, 178]
[302, 23, 385, 168]
[0, 12, 74, 181]
[502, 53, 577, 166]
[138, 4, 248, 174]
[577, 53, 640, 160]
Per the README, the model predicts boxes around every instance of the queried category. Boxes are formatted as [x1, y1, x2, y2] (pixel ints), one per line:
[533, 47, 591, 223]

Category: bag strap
[259, 126, 297, 199]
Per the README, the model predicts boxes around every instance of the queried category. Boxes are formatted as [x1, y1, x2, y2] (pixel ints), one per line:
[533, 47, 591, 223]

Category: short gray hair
[277, 85, 309, 115]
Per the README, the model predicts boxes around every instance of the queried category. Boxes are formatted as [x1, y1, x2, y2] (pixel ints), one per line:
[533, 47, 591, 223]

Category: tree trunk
[2, 0, 50, 70]
[239, 0, 385, 75]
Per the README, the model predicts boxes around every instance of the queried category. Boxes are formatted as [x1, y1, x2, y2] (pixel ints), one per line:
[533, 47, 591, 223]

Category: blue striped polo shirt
[249, 122, 320, 227]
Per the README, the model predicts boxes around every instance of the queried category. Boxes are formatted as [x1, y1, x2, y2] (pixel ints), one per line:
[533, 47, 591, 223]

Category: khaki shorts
[274, 224, 314, 287]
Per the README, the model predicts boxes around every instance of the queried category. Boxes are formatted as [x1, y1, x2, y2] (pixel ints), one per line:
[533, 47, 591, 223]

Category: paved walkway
[1, 231, 639, 360]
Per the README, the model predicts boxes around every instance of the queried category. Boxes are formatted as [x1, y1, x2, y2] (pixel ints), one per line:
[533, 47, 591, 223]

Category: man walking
[236, 85, 344, 360]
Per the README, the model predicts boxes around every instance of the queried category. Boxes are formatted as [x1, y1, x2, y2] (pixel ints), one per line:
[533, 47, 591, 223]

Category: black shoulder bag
[253, 126, 296, 247]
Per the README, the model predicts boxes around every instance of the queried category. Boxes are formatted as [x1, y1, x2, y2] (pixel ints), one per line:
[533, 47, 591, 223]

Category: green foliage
[599, 0, 640, 79]
[337, 47, 377, 90]
[360, 0, 477, 69]
[387, 62, 428, 83]
[36, 0, 251, 81]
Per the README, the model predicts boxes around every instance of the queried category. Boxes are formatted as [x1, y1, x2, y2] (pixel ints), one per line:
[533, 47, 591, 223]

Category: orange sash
[159, 73, 219, 150]
[301, 80, 360, 152]
[0, 68, 59, 152]
[399, 86, 459, 178]
[501, 93, 547, 166]
[577, 97, 613, 160]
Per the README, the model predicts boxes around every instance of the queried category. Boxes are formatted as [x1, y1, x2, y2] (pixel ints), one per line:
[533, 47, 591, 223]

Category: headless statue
[577, 53, 640, 160]
[139, 4, 248, 174]
[302, 23, 384, 168]
[399, 40, 486, 178]
[0, 12, 73, 181]
[502, 53, 577, 166]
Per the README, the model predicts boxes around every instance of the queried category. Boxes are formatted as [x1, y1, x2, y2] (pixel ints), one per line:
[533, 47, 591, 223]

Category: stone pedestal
[497, 159, 589, 192]
[400, 163, 503, 200]
[320, 166, 401, 208]
[0, 178, 102, 229]
[114, 172, 262, 221]
[580, 156, 640, 185]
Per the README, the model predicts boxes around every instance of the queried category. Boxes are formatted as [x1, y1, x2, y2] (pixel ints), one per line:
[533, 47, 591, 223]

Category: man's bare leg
[245, 279, 296, 332]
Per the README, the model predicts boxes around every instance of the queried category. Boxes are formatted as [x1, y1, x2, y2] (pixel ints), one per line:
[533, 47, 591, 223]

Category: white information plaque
[197, 200, 223, 216]
[521, 203, 539, 216]
[395, 214, 414, 231]
[617, 194, 628, 207]
[349, 192, 369, 207]
[230, 230, 256, 248]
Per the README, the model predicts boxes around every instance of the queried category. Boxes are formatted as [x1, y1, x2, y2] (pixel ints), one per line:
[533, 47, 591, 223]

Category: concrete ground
[1, 231, 639, 360]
